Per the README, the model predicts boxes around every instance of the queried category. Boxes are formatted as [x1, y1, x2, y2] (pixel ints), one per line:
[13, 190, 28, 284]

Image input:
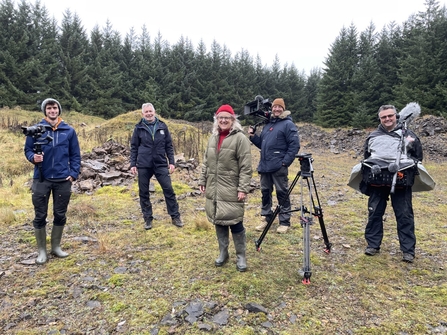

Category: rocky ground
[297, 115, 447, 162]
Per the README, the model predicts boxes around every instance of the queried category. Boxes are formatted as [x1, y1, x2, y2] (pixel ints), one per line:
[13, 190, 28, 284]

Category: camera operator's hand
[248, 126, 255, 136]
[33, 153, 43, 164]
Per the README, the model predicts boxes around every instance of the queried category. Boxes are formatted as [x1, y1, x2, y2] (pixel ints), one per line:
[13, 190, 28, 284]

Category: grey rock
[245, 302, 268, 314]
[212, 309, 229, 325]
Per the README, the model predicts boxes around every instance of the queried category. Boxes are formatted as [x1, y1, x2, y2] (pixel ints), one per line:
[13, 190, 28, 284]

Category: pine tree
[316, 25, 359, 128]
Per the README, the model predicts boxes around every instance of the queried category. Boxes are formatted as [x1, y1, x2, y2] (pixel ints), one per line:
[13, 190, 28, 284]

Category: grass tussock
[0, 108, 446, 334]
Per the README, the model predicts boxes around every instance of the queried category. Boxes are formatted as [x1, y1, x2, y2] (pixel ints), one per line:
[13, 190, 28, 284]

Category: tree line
[1, 0, 446, 128]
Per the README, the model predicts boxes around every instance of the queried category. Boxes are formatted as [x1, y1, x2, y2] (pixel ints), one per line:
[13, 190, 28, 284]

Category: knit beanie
[272, 98, 286, 110]
[41, 98, 62, 116]
[216, 104, 235, 115]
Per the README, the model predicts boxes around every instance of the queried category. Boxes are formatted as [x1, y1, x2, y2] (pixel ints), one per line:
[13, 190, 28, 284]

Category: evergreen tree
[316, 25, 359, 128]
[395, 0, 447, 115]
[86, 22, 125, 118]
[58, 10, 90, 110]
[303, 68, 321, 122]
[374, 23, 403, 105]
[351, 23, 382, 127]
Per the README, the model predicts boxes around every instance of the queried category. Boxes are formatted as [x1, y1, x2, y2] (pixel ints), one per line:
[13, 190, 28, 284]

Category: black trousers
[137, 167, 180, 221]
[365, 186, 416, 255]
[260, 166, 291, 226]
[31, 179, 72, 229]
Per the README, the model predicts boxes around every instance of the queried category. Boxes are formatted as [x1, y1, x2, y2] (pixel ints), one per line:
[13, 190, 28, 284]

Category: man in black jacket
[130, 103, 183, 230]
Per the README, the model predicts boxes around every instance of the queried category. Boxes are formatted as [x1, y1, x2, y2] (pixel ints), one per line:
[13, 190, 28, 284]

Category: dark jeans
[260, 166, 291, 226]
[32, 179, 72, 229]
[137, 167, 180, 221]
[365, 186, 416, 255]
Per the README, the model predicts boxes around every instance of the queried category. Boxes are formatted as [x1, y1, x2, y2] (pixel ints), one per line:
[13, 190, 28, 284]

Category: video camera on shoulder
[244, 95, 272, 121]
[244, 95, 272, 133]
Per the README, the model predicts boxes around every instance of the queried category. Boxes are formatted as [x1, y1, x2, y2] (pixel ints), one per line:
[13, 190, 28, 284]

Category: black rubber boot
[34, 228, 47, 265]
[232, 229, 247, 272]
[51, 225, 69, 258]
[215, 225, 229, 267]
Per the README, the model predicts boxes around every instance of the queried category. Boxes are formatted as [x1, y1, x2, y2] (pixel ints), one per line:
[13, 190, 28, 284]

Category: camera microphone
[398, 102, 421, 126]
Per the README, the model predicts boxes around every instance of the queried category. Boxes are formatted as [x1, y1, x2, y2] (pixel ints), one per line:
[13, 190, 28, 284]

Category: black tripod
[255, 153, 332, 284]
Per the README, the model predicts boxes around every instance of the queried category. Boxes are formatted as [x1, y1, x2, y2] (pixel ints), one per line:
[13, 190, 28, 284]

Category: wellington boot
[232, 229, 247, 272]
[34, 228, 47, 265]
[215, 225, 229, 267]
[51, 225, 69, 258]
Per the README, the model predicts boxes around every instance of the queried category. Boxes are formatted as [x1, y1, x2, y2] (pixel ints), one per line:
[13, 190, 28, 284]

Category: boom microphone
[398, 102, 421, 126]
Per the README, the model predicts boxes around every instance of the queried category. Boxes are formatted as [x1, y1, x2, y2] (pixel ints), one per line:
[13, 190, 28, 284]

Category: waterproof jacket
[130, 118, 175, 169]
[199, 129, 252, 226]
[24, 119, 81, 180]
[250, 111, 300, 173]
[363, 124, 423, 164]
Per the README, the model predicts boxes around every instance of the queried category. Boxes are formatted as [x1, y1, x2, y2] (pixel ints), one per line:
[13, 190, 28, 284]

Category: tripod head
[297, 153, 313, 178]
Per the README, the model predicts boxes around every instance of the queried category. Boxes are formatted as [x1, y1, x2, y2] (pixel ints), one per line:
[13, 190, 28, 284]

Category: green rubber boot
[215, 225, 229, 267]
[232, 229, 247, 272]
[51, 225, 69, 258]
[34, 228, 47, 265]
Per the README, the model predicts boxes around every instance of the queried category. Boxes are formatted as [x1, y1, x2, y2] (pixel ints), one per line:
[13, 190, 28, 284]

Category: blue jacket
[24, 119, 81, 180]
[250, 111, 300, 173]
[130, 118, 175, 169]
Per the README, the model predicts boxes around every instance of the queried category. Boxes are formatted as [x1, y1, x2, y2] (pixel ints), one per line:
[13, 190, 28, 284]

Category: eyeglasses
[217, 116, 232, 121]
[379, 114, 396, 120]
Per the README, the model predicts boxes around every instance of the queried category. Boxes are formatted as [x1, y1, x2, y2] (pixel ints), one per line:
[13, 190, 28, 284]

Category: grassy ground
[0, 108, 446, 334]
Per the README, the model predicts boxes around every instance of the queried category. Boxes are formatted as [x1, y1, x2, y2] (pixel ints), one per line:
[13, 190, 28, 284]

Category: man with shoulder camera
[362, 104, 423, 263]
[24, 98, 81, 265]
[248, 98, 300, 233]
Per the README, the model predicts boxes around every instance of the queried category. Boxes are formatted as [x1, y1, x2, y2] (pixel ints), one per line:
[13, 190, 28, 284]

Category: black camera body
[297, 153, 313, 177]
[22, 124, 48, 138]
[244, 95, 272, 120]
[22, 124, 53, 155]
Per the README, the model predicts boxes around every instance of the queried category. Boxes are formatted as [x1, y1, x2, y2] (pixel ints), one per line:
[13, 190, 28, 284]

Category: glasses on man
[380, 114, 396, 120]
[217, 116, 233, 121]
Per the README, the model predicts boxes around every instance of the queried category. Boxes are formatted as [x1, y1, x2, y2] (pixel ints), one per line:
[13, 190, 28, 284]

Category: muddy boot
[51, 225, 68, 258]
[232, 229, 247, 272]
[34, 228, 47, 265]
[215, 225, 229, 267]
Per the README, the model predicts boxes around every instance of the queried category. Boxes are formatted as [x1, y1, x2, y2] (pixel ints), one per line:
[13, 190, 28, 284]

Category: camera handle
[33, 136, 53, 182]
[254, 165, 332, 284]
[249, 120, 268, 134]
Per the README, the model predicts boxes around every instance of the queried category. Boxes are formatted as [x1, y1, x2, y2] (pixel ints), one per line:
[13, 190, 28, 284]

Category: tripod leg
[300, 216, 312, 284]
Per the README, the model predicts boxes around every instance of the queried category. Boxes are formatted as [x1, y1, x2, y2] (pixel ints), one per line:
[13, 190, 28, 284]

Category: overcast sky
[35, 0, 446, 75]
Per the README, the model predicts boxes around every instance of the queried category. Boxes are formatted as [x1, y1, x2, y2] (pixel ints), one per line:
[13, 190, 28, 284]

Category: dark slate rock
[245, 302, 268, 314]
[198, 323, 213, 331]
[160, 314, 177, 326]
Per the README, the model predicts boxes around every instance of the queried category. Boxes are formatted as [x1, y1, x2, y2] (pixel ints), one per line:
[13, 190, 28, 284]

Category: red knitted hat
[216, 104, 235, 115]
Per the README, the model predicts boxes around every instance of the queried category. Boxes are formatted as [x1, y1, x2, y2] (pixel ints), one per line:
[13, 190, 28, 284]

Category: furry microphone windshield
[398, 102, 421, 126]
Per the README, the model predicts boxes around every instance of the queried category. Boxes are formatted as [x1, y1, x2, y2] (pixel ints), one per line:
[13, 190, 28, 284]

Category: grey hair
[377, 104, 397, 116]
[142, 103, 155, 112]
[212, 115, 243, 136]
